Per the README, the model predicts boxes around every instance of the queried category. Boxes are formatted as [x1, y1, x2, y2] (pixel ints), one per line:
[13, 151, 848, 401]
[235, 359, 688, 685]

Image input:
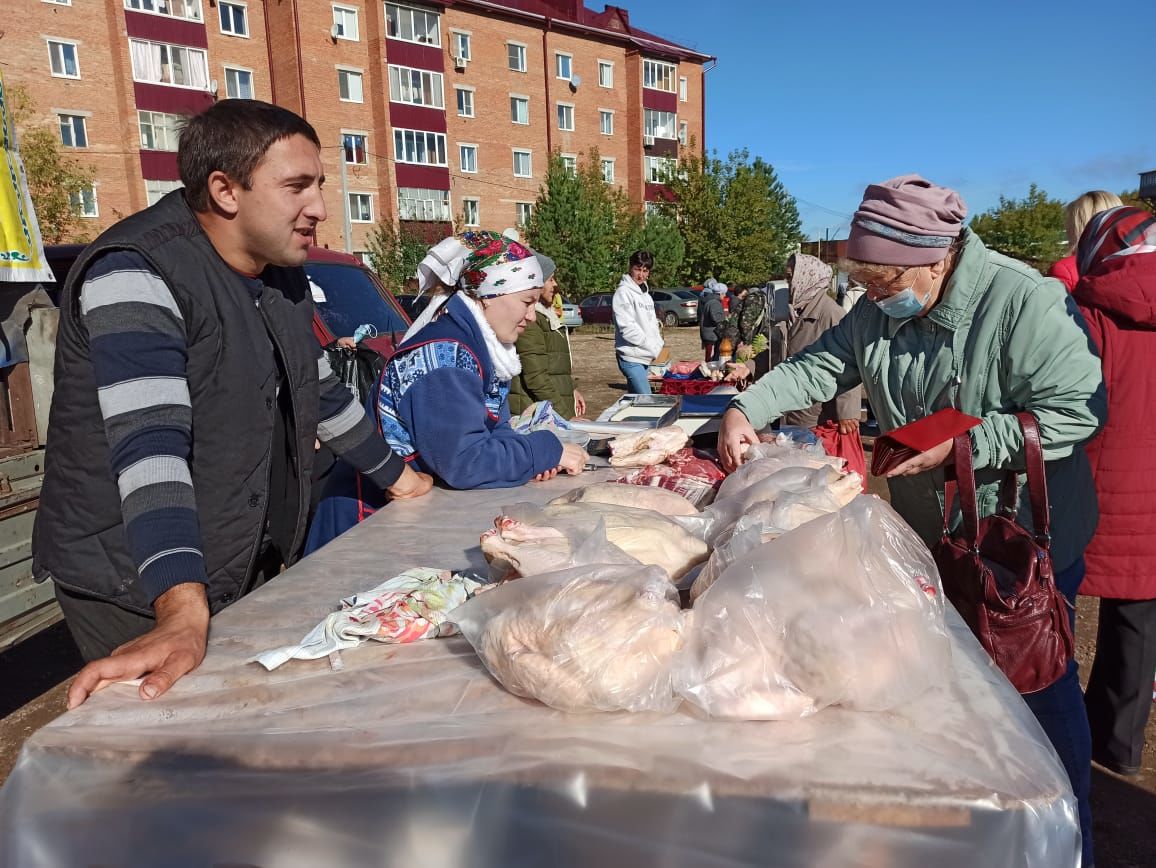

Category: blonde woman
[1049, 190, 1124, 290]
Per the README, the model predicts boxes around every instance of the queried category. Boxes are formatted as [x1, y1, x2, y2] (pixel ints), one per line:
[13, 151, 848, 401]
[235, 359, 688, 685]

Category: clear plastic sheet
[674, 497, 953, 719]
[0, 473, 1079, 868]
[453, 563, 686, 713]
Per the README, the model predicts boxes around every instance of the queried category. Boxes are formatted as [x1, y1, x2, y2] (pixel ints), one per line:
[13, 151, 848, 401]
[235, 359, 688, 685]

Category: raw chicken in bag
[673, 496, 952, 719]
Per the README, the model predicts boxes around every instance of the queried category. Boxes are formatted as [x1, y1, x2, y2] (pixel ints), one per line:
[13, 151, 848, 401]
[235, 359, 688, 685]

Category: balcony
[1140, 170, 1156, 202]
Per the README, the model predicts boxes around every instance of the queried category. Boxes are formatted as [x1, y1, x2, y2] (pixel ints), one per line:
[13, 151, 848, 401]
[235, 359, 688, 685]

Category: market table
[0, 475, 1078, 868]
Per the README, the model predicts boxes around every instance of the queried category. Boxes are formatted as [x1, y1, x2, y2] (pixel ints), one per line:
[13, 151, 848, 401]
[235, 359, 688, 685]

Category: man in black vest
[33, 100, 432, 707]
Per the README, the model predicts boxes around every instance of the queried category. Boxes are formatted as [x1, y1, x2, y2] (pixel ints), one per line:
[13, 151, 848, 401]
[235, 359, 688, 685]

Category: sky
[626, 0, 1156, 240]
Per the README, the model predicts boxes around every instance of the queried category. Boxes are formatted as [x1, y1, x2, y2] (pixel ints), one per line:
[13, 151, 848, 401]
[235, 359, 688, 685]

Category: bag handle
[1016, 411, 1051, 546]
[942, 412, 1050, 549]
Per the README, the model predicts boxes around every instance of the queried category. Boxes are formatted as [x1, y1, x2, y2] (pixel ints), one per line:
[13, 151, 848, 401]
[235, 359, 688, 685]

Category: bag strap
[944, 434, 981, 546]
[1016, 411, 1051, 546]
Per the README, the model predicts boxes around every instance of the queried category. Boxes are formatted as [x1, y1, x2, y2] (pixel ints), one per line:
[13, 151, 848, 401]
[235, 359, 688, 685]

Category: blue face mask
[873, 285, 929, 319]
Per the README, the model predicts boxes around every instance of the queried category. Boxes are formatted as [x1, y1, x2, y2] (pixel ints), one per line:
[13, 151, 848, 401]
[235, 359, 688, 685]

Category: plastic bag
[813, 421, 868, 491]
[673, 496, 952, 720]
[491, 502, 709, 583]
[452, 564, 687, 713]
[550, 481, 699, 516]
[688, 520, 775, 603]
[480, 511, 639, 581]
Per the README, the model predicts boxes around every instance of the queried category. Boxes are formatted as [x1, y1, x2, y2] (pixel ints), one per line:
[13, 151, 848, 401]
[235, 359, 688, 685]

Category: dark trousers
[1085, 596, 1156, 772]
[702, 340, 718, 362]
[1022, 558, 1093, 867]
[54, 542, 285, 662]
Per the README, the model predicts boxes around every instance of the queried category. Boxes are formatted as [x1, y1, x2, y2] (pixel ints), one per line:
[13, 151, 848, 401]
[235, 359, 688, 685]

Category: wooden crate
[0, 363, 38, 455]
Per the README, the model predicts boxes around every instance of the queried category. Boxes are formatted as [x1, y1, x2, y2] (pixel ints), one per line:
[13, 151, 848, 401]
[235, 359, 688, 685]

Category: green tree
[526, 150, 632, 299]
[653, 143, 725, 284]
[7, 85, 96, 244]
[1119, 189, 1156, 217]
[969, 184, 1067, 270]
[622, 212, 685, 289]
[365, 220, 430, 292]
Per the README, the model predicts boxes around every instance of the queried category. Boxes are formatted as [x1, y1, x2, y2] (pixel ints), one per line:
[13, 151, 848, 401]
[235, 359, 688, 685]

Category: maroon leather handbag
[931, 412, 1074, 694]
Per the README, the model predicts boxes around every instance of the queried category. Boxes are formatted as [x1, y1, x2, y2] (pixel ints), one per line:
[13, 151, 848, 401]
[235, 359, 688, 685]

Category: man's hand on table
[67, 582, 210, 709]
[536, 442, 587, 481]
[719, 407, 760, 472]
[388, 465, 434, 500]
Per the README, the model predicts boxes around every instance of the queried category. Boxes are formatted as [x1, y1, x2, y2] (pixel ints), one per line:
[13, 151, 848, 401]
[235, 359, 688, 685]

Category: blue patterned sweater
[378, 295, 563, 489]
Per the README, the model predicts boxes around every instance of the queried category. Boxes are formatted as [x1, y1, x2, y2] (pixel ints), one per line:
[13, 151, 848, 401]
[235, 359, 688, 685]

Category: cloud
[1067, 151, 1155, 182]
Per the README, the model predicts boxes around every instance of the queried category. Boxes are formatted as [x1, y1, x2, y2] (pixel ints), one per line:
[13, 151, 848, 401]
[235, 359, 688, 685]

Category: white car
[561, 302, 583, 328]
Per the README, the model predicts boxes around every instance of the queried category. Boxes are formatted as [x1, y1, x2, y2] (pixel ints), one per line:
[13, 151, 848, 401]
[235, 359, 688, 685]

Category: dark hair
[178, 100, 321, 212]
[629, 250, 654, 269]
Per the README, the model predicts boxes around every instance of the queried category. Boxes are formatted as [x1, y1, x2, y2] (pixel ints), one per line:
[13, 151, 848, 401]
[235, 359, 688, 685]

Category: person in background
[1071, 205, 1156, 779]
[613, 250, 663, 394]
[508, 252, 585, 418]
[33, 100, 431, 707]
[307, 231, 587, 552]
[698, 277, 728, 361]
[1050, 190, 1124, 291]
[727, 254, 861, 432]
[717, 175, 1105, 865]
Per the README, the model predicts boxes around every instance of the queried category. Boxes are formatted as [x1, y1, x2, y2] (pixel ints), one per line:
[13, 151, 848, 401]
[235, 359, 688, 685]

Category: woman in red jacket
[1072, 205, 1156, 777]
[1050, 190, 1123, 290]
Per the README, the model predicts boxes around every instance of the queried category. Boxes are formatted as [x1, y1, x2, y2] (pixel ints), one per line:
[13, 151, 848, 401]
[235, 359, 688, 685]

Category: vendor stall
[0, 475, 1077, 868]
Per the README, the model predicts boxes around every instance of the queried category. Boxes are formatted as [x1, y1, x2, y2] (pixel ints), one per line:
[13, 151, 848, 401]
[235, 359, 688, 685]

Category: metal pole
[339, 136, 352, 253]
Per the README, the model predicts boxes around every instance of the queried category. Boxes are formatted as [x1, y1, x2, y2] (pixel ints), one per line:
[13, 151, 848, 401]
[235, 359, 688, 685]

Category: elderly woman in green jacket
[508, 254, 585, 419]
[718, 175, 1105, 866]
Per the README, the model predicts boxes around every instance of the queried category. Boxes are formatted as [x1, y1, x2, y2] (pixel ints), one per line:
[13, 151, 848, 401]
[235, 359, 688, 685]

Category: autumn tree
[969, 184, 1067, 270]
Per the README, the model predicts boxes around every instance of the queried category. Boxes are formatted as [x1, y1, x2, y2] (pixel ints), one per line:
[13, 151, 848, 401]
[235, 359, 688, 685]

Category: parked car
[391, 293, 433, 322]
[685, 285, 730, 314]
[305, 248, 412, 356]
[651, 289, 698, 326]
[560, 302, 582, 328]
[577, 292, 615, 325]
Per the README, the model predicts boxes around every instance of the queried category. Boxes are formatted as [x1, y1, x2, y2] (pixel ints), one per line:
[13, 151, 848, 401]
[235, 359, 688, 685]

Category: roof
[447, 0, 714, 63]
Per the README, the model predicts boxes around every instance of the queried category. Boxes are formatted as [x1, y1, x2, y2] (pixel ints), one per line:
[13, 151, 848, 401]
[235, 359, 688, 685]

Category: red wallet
[869, 408, 982, 477]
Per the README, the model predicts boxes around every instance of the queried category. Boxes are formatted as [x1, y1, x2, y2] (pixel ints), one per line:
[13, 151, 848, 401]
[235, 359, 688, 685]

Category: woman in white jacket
[612, 250, 664, 394]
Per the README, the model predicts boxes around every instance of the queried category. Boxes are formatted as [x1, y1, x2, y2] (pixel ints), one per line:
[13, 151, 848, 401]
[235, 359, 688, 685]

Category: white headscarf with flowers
[404, 231, 543, 380]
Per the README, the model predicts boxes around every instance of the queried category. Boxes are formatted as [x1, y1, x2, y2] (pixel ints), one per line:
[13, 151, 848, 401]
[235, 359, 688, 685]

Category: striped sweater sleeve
[316, 350, 405, 489]
[80, 251, 206, 604]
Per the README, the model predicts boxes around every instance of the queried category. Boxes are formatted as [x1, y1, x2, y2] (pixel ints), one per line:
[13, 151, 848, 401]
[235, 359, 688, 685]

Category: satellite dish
[330, 22, 341, 41]
[569, 74, 582, 90]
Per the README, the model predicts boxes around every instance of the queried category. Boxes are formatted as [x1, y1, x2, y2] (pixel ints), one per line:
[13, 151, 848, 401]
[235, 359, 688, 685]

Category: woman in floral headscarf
[1072, 206, 1156, 778]
[727, 253, 861, 432]
[305, 231, 585, 552]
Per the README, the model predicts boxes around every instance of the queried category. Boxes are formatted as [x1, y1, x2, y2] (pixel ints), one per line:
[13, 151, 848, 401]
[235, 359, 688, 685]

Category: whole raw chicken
[608, 426, 690, 467]
[452, 565, 686, 713]
[549, 482, 698, 516]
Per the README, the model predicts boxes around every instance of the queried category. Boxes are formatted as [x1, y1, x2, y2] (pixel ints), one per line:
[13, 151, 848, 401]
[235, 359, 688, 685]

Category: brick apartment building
[4, 0, 712, 256]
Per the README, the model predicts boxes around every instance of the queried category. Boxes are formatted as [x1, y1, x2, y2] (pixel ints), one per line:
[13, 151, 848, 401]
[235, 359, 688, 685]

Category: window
[338, 68, 364, 102]
[515, 202, 533, 226]
[645, 200, 662, 218]
[510, 95, 529, 125]
[451, 30, 470, 60]
[679, 75, 687, 102]
[643, 59, 677, 92]
[58, 114, 88, 148]
[555, 52, 571, 81]
[130, 39, 210, 89]
[348, 193, 373, 223]
[512, 149, 532, 178]
[332, 5, 359, 41]
[678, 121, 688, 146]
[556, 103, 574, 132]
[560, 154, 576, 176]
[124, 0, 202, 22]
[70, 186, 98, 218]
[385, 2, 440, 46]
[645, 155, 675, 184]
[43, 0, 72, 5]
[644, 109, 676, 140]
[218, 1, 247, 36]
[455, 86, 474, 117]
[462, 197, 479, 227]
[507, 42, 526, 72]
[601, 158, 615, 184]
[343, 133, 367, 164]
[388, 65, 444, 108]
[598, 60, 613, 88]
[224, 66, 254, 99]
[599, 109, 613, 135]
[397, 187, 450, 221]
[139, 111, 182, 150]
[459, 143, 477, 174]
[48, 40, 80, 79]
[393, 128, 447, 166]
[145, 179, 183, 206]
